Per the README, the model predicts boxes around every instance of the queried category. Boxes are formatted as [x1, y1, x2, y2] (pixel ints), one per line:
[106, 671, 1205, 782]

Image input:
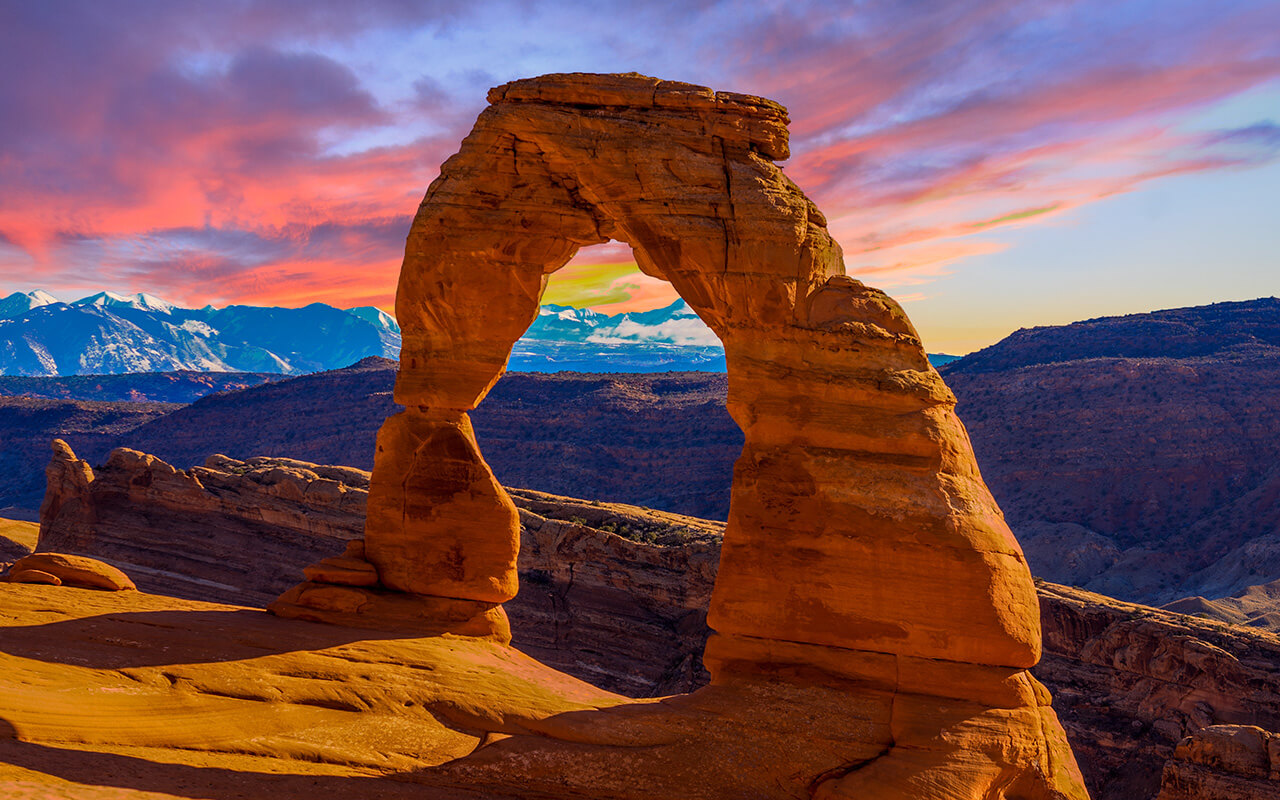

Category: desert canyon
[2, 73, 1278, 800]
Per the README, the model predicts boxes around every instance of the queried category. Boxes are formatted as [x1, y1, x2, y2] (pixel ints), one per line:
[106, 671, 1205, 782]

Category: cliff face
[37, 443, 369, 607]
[1036, 583, 1280, 799]
[36, 444, 1280, 799]
[37, 443, 719, 697]
[504, 487, 721, 696]
[940, 298, 1280, 608]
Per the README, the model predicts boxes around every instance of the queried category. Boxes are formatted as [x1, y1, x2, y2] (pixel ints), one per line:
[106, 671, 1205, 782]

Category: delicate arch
[269, 72, 1088, 800]
[359, 72, 1038, 671]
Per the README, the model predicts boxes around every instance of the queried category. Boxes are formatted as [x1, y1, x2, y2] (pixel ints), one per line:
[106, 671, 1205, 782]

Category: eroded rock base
[270, 538, 512, 643]
[270, 581, 511, 642]
[2, 583, 1079, 800]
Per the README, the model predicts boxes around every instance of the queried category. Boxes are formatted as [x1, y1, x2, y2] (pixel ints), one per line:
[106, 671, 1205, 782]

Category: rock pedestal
[271, 72, 1090, 798]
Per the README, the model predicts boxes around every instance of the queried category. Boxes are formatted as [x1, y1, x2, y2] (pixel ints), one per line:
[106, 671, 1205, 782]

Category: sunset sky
[1, 1, 1277, 354]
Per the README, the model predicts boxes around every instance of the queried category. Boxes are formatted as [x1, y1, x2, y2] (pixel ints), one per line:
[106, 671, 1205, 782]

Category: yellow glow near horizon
[542, 261, 680, 313]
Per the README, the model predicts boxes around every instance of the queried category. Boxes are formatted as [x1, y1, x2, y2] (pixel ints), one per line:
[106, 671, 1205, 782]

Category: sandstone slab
[7, 552, 134, 591]
[7, 568, 61, 586]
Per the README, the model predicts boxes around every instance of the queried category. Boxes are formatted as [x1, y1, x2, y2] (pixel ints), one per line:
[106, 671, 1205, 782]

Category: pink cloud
[1, 0, 1278, 315]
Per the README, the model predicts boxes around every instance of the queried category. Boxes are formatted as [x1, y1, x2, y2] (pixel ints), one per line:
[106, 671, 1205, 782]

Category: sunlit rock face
[273, 72, 1090, 799]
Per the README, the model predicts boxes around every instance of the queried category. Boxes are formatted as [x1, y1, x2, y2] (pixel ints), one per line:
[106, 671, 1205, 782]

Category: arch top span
[394, 72, 844, 412]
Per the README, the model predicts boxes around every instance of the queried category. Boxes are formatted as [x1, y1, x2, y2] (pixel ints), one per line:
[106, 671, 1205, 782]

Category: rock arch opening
[479, 239, 736, 524]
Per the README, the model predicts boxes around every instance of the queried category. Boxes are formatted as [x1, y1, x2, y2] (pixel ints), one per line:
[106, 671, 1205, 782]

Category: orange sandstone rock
[272, 72, 1087, 799]
[303, 556, 379, 586]
[7, 568, 61, 586]
[10, 552, 134, 591]
[38, 446, 369, 606]
[364, 411, 519, 602]
[1155, 725, 1280, 799]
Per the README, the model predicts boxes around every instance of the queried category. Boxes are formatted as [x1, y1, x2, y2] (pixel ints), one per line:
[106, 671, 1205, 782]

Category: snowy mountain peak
[73, 291, 176, 314]
[540, 304, 600, 318]
[1, 291, 52, 317]
[0, 294, 403, 376]
[0, 289, 60, 318]
[668, 298, 695, 317]
[345, 306, 401, 333]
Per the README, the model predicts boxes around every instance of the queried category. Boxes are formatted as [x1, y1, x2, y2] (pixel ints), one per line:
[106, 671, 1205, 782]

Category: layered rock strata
[1155, 725, 1280, 799]
[1037, 583, 1280, 800]
[37, 440, 367, 607]
[36, 445, 718, 696]
[271, 72, 1087, 798]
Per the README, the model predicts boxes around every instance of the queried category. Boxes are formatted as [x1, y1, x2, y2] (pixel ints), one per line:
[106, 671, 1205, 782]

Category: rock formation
[269, 72, 1086, 798]
[10, 298, 1280, 615]
[35, 444, 723, 696]
[3, 552, 135, 590]
[37, 440, 367, 606]
[1155, 725, 1280, 799]
[1036, 583, 1280, 799]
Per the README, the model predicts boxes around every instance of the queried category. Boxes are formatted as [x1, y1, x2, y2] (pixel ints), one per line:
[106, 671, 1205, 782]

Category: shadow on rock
[0, 716, 510, 800]
[0, 608, 415, 668]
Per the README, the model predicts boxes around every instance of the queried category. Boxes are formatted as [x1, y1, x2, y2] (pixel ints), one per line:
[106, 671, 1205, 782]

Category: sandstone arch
[273, 73, 1088, 799]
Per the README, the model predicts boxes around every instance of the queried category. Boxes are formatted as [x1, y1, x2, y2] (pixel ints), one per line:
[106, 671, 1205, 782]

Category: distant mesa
[941, 295, 1280, 615]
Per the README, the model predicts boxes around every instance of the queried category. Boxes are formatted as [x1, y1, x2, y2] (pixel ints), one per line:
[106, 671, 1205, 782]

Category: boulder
[9, 552, 134, 590]
[7, 568, 61, 586]
[1155, 725, 1280, 799]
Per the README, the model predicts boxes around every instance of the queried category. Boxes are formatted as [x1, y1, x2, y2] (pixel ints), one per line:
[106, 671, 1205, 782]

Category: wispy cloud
[0, 0, 1277, 313]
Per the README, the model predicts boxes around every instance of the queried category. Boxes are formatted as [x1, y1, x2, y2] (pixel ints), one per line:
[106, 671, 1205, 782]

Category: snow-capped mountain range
[509, 299, 728, 372]
[0, 291, 730, 376]
[0, 291, 954, 376]
[0, 291, 401, 376]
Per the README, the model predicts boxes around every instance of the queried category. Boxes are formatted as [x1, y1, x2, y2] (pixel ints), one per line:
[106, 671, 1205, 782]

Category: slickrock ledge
[272, 72, 1088, 798]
